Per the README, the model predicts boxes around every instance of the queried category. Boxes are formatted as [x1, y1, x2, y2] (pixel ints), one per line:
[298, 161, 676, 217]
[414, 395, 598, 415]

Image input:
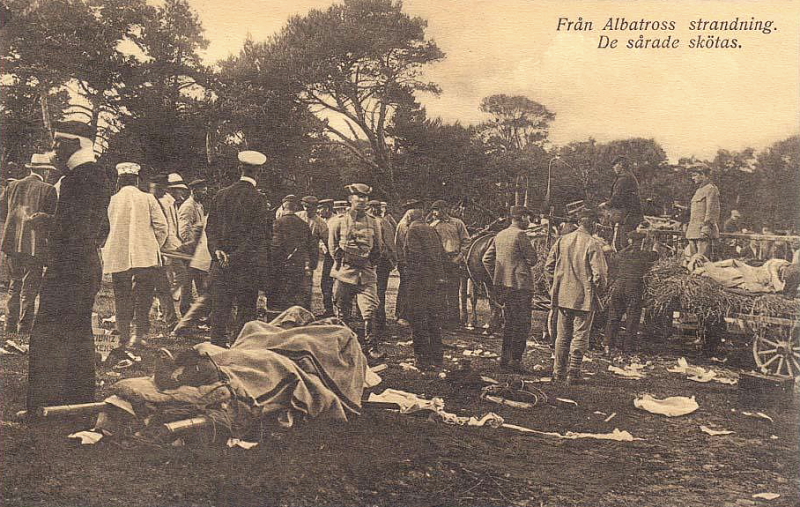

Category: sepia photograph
[0, 0, 798, 505]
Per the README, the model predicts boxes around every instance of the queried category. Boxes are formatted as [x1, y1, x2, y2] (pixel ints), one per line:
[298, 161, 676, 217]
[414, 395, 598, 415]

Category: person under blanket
[690, 255, 799, 295]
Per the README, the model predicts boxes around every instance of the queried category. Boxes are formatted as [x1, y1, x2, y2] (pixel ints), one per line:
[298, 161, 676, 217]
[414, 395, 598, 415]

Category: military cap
[368, 200, 382, 207]
[345, 183, 372, 196]
[238, 150, 267, 166]
[509, 205, 532, 219]
[402, 199, 423, 210]
[318, 198, 334, 207]
[301, 196, 319, 205]
[115, 162, 141, 176]
[188, 179, 207, 188]
[430, 199, 448, 210]
[282, 194, 298, 203]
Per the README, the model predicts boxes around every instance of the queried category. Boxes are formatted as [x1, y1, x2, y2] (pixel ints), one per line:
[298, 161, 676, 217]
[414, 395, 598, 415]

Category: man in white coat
[103, 163, 168, 347]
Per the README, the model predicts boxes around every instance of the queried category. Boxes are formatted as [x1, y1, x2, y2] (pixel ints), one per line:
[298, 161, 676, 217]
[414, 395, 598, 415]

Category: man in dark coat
[405, 208, 446, 368]
[482, 206, 539, 372]
[205, 151, 271, 347]
[604, 231, 659, 355]
[1, 154, 58, 334]
[272, 198, 316, 310]
[27, 121, 111, 411]
[602, 156, 643, 250]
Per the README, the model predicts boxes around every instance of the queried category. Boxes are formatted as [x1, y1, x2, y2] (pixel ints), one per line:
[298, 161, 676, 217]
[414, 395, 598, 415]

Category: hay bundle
[643, 257, 800, 325]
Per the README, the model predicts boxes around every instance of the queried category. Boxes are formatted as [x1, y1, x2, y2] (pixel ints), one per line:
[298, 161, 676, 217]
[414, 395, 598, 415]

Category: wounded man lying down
[109, 307, 368, 432]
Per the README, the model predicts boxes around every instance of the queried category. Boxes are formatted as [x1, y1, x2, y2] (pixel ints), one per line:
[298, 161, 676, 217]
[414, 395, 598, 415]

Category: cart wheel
[752, 322, 800, 378]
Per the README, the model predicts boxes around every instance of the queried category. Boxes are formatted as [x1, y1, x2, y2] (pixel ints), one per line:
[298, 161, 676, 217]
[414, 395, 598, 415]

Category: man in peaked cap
[329, 183, 385, 361]
[316, 199, 336, 316]
[601, 155, 643, 251]
[272, 195, 316, 311]
[428, 199, 471, 328]
[102, 162, 167, 348]
[685, 163, 720, 260]
[367, 199, 397, 336]
[28, 120, 112, 410]
[297, 196, 329, 311]
[545, 208, 608, 385]
[276, 194, 298, 220]
[148, 173, 180, 330]
[177, 179, 210, 316]
[1, 153, 58, 334]
[393, 199, 424, 326]
[482, 206, 539, 372]
[205, 150, 270, 347]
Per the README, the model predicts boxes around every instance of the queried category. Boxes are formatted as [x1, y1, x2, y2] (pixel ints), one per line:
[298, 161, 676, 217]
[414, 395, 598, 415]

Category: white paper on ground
[556, 398, 578, 406]
[104, 395, 136, 416]
[668, 357, 738, 385]
[604, 412, 617, 422]
[398, 362, 420, 372]
[68, 431, 104, 445]
[742, 411, 774, 423]
[226, 438, 258, 450]
[752, 493, 780, 500]
[502, 424, 642, 441]
[608, 365, 645, 379]
[368, 389, 444, 414]
[700, 425, 734, 436]
[364, 369, 382, 388]
[634, 394, 699, 417]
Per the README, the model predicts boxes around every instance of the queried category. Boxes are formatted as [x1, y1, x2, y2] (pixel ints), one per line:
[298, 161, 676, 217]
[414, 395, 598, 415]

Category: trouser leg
[624, 291, 644, 351]
[132, 267, 156, 337]
[375, 262, 390, 333]
[395, 265, 408, 321]
[554, 307, 574, 377]
[333, 280, 356, 327]
[210, 264, 234, 345]
[321, 255, 335, 314]
[512, 290, 532, 361]
[442, 263, 460, 327]
[232, 270, 259, 344]
[605, 288, 626, 349]
[180, 265, 199, 315]
[410, 306, 428, 364]
[18, 257, 44, 332]
[5, 256, 23, 332]
[569, 310, 594, 375]
[154, 266, 178, 326]
[112, 270, 134, 343]
[427, 309, 443, 365]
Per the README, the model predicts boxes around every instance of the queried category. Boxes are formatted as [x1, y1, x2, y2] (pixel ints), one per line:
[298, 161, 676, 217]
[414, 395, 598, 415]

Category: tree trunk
[39, 83, 53, 146]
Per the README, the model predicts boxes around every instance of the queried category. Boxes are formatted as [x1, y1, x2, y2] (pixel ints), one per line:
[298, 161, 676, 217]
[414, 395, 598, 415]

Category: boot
[566, 350, 584, 385]
[364, 319, 386, 362]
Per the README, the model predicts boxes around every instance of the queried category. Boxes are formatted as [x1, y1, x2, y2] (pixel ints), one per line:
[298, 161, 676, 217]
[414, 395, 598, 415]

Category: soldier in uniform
[329, 183, 384, 361]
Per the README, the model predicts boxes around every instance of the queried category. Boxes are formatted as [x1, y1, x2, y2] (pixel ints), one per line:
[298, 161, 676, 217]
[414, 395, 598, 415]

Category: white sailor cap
[116, 162, 141, 176]
[238, 150, 267, 166]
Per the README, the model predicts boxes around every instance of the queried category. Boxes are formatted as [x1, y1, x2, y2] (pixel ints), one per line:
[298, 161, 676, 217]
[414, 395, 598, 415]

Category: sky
[186, 0, 800, 162]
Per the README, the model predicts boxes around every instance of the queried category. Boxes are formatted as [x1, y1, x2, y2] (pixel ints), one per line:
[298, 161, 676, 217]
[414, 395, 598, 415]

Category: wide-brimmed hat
[167, 173, 188, 190]
[301, 196, 319, 206]
[188, 179, 207, 188]
[25, 153, 56, 171]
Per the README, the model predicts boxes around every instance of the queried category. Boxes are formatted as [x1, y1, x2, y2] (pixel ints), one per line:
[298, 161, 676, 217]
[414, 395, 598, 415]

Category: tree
[754, 136, 800, 230]
[478, 94, 555, 152]
[266, 0, 445, 196]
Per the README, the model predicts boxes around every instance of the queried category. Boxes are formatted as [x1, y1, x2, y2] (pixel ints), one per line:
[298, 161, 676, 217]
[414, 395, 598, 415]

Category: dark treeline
[2, 0, 798, 229]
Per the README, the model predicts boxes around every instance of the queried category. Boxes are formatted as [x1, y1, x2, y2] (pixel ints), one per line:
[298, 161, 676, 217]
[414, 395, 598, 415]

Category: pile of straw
[643, 257, 800, 324]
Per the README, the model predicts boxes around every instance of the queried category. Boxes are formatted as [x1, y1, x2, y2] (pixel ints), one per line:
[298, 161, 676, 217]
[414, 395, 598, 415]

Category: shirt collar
[29, 172, 44, 181]
[66, 148, 96, 170]
[239, 176, 256, 186]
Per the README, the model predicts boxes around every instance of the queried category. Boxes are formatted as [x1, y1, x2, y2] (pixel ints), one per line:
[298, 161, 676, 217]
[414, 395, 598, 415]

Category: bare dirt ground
[1, 272, 798, 507]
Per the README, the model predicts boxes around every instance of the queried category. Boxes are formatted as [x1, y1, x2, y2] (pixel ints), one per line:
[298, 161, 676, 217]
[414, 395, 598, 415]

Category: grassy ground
[1, 272, 798, 507]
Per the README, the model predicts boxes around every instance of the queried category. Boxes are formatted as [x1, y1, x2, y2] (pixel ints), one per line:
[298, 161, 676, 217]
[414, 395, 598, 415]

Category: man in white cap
[164, 172, 189, 302]
[329, 183, 385, 361]
[205, 150, 271, 347]
[27, 121, 111, 410]
[0, 153, 58, 334]
[102, 163, 168, 348]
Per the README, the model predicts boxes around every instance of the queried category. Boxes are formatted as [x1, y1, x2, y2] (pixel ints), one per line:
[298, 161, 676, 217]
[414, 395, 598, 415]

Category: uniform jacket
[102, 185, 168, 274]
[545, 228, 608, 311]
[0, 173, 58, 259]
[205, 180, 271, 268]
[686, 182, 720, 240]
[328, 210, 382, 285]
[405, 220, 446, 305]
[609, 171, 644, 226]
[297, 210, 329, 254]
[482, 224, 538, 291]
[178, 195, 205, 251]
[272, 213, 317, 270]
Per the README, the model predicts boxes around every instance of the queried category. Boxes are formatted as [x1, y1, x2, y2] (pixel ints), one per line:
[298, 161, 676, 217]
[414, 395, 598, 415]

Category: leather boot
[364, 319, 386, 362]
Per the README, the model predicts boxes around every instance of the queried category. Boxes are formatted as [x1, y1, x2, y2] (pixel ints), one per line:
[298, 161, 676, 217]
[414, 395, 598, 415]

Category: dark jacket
[205, 180, 271, 268]
[609, 172, 643, 226]
[0, 174, 58, 259]
[609, 245, 659, 293]
[405, 220, 446, 306]
[272, 213, 317, 270]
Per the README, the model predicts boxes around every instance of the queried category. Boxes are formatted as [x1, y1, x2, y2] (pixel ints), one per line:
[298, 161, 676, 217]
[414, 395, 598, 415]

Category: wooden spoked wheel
[752, 321, 800, 378]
